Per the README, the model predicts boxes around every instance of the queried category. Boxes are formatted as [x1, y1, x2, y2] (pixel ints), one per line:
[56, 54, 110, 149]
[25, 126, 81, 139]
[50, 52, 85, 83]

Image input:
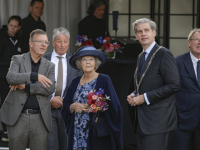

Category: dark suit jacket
[133, 43, 180, 135]
[43, 51, 82, 97]
[0, 52, 55, 131]
[175, 52, 200, 131]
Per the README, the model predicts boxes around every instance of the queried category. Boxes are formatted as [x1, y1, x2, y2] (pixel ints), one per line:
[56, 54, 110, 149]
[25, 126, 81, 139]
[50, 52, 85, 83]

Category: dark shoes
[1, 132, 9, 141]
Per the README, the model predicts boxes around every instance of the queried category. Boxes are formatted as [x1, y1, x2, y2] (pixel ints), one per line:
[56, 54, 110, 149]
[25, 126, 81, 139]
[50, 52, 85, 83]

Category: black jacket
[21, 13, 46, 53]
[78, 15, 109, 49]
[0, 28, 22, 80]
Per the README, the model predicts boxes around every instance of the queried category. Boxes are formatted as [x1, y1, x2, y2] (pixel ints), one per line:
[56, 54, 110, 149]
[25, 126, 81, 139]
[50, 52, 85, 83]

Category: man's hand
[38, 74, 53, 88]
[132, 94, 145, 106]
[50, 96, 63, 109]
[127, 93, 135, 106]
[10, 84, 25, 91]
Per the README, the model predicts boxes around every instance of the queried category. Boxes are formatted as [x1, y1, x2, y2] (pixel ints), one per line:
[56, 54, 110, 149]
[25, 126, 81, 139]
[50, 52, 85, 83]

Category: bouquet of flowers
[86, 88, 110, 114]
[75, 35, 93, 47]
[96, 36, 122, 53]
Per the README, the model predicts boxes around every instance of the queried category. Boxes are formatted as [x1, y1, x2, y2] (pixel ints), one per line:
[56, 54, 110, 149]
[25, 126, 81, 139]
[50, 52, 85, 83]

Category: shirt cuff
[30, 72, 38, 81]
[144, 93, 150, 105]
[25, 84, 30, 93]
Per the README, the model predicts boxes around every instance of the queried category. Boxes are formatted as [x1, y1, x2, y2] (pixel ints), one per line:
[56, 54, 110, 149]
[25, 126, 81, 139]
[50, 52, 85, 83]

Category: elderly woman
[61, 46, 123, 150]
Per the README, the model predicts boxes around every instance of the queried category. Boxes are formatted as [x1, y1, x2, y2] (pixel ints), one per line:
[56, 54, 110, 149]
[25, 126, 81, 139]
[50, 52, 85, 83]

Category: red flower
[86, 40, 93, 46]
[105, 36, 111, 42]
[82, 42, 86, 46]
[101, 45, 104, 50]
[92, 109, 97, 113]
[104, 42, 110, 48]
[87, 99, 92, 105]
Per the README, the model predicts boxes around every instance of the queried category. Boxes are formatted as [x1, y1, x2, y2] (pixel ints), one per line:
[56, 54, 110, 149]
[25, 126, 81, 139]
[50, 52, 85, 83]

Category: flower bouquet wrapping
[96, 36, 123, 59]
[86, 88, 110, 122]
[75, 35, 93, 47]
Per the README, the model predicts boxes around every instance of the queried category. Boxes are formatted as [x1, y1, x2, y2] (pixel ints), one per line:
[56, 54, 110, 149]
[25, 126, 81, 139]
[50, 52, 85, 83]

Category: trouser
[7, 113, 48, 150]
[47, 108, 67, 150]
[0, 80, 10, 132]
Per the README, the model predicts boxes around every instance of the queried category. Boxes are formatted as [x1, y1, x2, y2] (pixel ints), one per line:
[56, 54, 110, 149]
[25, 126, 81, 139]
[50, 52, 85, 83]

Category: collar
[28, 13, 41, 22]
[190, 51, 199, 64]
[30, 55, 41, 65]
[143, 41, 156, 54]
[52, 49, 66, 58]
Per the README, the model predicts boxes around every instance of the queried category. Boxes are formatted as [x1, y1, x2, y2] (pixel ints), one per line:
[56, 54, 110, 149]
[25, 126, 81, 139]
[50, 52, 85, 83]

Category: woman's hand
[70, 103, 88, 114]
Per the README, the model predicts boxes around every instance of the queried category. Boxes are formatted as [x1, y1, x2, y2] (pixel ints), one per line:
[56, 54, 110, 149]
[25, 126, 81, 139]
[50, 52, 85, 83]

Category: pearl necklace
[83, 72, 95, 84]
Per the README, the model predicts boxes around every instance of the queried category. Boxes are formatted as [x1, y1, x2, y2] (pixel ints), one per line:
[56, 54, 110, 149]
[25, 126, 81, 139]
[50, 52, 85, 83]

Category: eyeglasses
[32, 40, 50, 46]
[190, 39, 200, 43]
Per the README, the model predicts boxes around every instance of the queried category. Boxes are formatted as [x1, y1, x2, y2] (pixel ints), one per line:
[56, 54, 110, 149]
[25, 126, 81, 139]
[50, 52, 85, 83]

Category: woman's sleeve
[104, 76, 123, 150]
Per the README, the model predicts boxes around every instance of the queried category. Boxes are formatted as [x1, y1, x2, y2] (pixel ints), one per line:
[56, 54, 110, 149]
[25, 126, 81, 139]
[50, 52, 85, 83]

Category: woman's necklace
[83, 72, 95, 84]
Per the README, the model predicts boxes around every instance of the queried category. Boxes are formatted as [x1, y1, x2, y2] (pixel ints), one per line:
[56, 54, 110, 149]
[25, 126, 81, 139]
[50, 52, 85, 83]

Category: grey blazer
[0, 52, 55, 131]
[43, 52, 82, 98]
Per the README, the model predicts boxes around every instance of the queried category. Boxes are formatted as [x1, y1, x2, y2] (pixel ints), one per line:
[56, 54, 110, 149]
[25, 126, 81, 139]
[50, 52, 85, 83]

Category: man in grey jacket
[0, 29, 55, 150]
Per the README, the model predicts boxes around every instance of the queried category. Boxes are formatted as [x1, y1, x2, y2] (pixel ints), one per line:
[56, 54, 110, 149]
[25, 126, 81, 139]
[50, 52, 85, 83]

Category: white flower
[105, 94, 111, 100]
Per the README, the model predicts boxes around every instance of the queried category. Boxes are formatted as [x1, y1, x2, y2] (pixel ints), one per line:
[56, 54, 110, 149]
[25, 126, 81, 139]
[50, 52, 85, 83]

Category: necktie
[197, 60, 200, 86]
[55, 56, 63, 97]
[138, 52, 146, 80]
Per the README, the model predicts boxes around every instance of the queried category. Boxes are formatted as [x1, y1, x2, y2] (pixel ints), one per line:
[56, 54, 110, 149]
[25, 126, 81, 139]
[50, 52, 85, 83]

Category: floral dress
[73, 79, 97, 150]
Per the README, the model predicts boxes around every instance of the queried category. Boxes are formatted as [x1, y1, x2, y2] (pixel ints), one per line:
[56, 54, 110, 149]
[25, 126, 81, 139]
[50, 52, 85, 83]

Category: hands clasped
[71, 102, 90, 114]
[127, 93, 145, 106]
[51, 96, 63, 109]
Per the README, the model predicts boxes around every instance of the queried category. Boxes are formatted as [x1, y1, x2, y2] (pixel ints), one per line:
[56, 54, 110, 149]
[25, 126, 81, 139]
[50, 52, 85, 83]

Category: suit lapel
[183, 52, 200, 89]
[38, 57, 47, 75]
[135, 52, 143, 84]
[141, 43, 160, 75]
[23, 52, 32, 73]
[62, 53, 72, 97]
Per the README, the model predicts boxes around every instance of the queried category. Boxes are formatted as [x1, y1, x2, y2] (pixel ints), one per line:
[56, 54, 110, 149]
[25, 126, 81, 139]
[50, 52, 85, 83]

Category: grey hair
[188, 28, 200, 40]
[75, 56, 102, 71]
[132, 18, 157, 34]
[52, 27, 70, 41]
[29, 29, 47, 42]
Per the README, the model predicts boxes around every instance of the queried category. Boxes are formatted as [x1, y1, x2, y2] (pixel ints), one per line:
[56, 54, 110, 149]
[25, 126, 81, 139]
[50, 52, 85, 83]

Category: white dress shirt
[51, 49, 67, 98]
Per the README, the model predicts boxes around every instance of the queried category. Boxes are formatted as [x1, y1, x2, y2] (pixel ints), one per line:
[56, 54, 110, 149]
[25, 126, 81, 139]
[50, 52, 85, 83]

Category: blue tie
[138, 52, 146, 80]
[197, 60, 200, 86]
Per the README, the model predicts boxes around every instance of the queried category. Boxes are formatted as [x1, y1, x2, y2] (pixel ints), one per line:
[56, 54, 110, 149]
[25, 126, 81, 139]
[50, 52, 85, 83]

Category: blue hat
[69, 46, 107, 70]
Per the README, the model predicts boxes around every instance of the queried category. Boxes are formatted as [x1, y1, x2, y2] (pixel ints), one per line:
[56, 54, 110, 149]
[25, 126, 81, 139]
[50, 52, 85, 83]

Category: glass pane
[155, 0, 164, 14]
[171, 0, 193, 14]
[131, 0, 150, 13]
[109, 15, 128, 36]
[170, 39, 189, 57]
[130, 15, 150, 36]
[170, 16, 193, 37]
[195, 0, 197, 14]
[109, 0, 129, 13]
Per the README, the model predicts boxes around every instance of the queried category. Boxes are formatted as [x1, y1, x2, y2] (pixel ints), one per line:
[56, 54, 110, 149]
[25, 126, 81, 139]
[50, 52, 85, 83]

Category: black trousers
[135, 122, 174, 150]
[171, 120, 200, 150]
[0, 80, 10, 132]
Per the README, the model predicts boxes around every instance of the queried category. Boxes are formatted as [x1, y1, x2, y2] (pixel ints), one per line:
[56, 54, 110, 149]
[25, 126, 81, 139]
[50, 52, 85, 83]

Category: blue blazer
[176, 52, 200, 130]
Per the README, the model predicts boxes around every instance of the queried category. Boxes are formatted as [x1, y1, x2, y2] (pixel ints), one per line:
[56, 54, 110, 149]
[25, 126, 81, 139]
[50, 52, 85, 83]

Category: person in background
[44, 27, 82, 150]
[171, 28, 200, 150]
[78, 0, 110, 48]
[21, 0, 45, 53]
[0, 29, 55, 150]
[0, 15, 22, 142]
[61, 46, 123, 150]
